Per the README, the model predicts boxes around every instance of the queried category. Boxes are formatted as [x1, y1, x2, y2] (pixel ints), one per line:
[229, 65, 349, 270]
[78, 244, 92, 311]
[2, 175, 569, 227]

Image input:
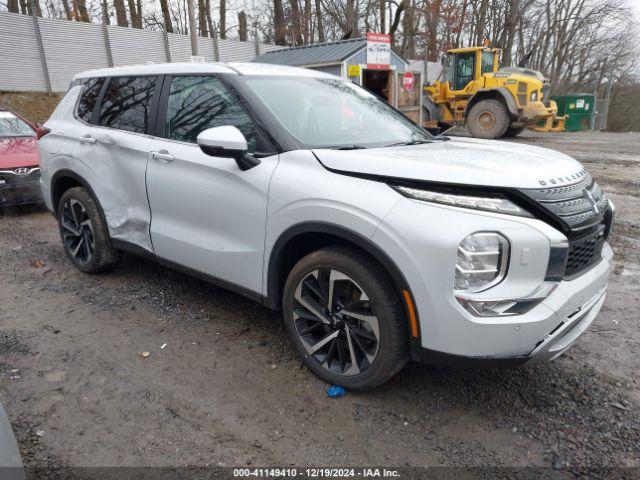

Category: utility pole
[187, 0, 198, 56]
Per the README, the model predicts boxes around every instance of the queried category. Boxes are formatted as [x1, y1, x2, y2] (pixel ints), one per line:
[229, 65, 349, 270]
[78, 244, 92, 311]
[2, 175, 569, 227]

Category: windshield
[242, 76, 432, 149]
[0, 112, 35, 138]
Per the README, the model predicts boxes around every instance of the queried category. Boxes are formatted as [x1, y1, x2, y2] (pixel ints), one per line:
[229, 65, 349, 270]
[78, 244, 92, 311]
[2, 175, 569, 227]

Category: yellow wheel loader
[423, 46, 566, 139]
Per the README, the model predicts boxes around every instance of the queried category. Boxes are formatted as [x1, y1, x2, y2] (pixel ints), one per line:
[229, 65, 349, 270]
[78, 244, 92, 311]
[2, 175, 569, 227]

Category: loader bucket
[532, 114, 567, 133]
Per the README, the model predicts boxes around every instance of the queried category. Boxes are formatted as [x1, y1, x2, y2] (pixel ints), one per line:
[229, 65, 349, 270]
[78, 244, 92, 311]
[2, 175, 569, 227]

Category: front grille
[565, 225, 606, 276]
[519, 172, 611, 278]
[0, 167, 40, 186]
[520, 172, 607, 231]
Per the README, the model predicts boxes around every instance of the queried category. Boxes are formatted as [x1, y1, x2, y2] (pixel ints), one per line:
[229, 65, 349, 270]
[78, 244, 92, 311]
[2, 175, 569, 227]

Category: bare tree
[273, 0, 287, 44]
[113, 0, 127, 26]
[219, 0, 226, 38]
[159, 0, 173, 31]
[198, 0, 207, 35]
[314, 0, 324, 41]
[238, 10, 247, 40]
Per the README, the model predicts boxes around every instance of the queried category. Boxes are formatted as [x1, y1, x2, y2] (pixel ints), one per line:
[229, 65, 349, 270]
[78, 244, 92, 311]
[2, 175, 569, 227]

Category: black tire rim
[293, 269, 380, 377]
[60, 199, 95, 265]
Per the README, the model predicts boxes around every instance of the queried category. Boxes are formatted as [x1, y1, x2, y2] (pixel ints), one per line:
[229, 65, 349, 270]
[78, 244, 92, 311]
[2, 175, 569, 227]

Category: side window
[481, 52, 495, 75]
[454, 53, 475, 90]
[77, 77, 104, 124]
[164, 75, 257, 152]
[99, 76, 157, 133]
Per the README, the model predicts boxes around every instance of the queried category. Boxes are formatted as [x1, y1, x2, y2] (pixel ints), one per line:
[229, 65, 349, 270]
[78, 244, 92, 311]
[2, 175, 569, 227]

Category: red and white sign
[401, 72, 415, 92]
[366, 32, 391, 70]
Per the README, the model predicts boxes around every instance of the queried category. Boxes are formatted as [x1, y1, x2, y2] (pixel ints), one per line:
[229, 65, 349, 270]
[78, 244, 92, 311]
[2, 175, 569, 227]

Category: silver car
[39, 63, 614, 389]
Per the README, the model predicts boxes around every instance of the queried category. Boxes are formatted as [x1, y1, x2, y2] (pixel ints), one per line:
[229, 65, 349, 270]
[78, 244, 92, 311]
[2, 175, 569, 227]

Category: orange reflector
[402, 290, 419, 338]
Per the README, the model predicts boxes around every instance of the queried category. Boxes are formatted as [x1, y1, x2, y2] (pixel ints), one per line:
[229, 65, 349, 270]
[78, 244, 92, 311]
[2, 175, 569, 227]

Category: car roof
[73, 62, 334, 80]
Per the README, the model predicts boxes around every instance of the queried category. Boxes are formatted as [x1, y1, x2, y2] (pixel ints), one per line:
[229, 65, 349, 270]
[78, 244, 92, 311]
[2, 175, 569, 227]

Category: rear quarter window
[76, 77, 105, 124]
[98, 76, 157, 134]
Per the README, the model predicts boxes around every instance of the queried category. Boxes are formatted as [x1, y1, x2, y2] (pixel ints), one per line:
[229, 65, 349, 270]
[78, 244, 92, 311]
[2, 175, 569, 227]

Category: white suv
[39, 63, 614, 389]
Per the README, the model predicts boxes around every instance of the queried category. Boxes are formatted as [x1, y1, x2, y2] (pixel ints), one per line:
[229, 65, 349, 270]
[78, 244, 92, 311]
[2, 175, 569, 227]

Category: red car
[0, 108, 42, 206]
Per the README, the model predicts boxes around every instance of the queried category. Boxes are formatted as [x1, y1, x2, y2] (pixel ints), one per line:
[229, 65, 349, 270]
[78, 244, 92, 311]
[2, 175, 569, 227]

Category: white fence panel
[109, 26, 168, 66]
[0, 12, 47, 91]
[0, 12, 284, 92]
[38, 17, 110, 91]
[167, 33, 192, 63]
[218, 38, 257, 62]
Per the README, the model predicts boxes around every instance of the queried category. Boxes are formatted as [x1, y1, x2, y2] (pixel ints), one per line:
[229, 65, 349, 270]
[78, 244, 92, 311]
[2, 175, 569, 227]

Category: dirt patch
[0, 131, 639, 471]
[0, 91, 63, 124]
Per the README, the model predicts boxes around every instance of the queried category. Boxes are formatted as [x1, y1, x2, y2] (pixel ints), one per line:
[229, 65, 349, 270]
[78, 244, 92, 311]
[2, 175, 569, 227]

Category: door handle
[78, 135, 96, 144]
[150, 150, 175, 162]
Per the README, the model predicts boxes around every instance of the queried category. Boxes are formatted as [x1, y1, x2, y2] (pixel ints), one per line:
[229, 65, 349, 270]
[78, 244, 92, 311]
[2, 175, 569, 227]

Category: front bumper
[0, 180, 42, 206]
[373, 197, 612, 366]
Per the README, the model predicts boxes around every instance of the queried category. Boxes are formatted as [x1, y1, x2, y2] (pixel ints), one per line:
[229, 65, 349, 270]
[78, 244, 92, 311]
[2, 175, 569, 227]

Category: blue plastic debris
[327, 385, 346, 398]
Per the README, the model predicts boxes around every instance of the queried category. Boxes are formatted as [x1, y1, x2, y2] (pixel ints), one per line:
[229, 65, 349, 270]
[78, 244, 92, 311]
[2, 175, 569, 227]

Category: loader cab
[442, 48, 499, 93]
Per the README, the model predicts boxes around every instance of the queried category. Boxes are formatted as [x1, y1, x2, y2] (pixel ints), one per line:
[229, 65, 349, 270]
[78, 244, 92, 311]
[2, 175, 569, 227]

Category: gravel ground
[0, 130, 639, 474]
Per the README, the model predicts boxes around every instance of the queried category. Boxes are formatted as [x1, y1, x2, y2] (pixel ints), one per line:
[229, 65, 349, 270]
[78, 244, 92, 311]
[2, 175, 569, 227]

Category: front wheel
[282, 247, 409, 390]
[58, 187, 120, 273]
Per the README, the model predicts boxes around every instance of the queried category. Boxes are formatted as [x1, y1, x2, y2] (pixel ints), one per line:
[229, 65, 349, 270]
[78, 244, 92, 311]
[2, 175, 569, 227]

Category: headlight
[392, 186, 532, 217]
[455, 232, 509, 293]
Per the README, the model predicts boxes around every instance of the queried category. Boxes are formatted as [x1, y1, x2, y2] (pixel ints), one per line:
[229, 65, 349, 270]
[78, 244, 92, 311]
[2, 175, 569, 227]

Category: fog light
[454, 232, 509, 293]
[457, 282, 557, 317]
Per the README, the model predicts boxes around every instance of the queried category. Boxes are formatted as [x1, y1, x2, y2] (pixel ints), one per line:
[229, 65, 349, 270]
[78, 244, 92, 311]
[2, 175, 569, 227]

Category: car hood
[312, 137, 585, 189]
[0, 137, 39, 169]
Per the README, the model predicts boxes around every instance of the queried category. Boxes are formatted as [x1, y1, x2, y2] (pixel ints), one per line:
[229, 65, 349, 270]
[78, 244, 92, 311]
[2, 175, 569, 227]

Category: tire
[502, 126, 525, 138]
[58, 187, 119, 273]
[282, 247, 409, 390]
[467, 99, 510, 139]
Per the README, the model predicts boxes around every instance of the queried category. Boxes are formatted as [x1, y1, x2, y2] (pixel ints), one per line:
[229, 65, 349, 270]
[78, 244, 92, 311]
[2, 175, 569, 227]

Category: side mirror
[197, 125, 248, 158]
[197, 125, 260, 171]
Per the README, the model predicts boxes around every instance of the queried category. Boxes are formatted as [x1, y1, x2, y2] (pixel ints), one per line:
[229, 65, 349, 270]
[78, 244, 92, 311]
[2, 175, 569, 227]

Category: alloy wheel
[293, 269, 380, 376]
[60, 199, 95, 264]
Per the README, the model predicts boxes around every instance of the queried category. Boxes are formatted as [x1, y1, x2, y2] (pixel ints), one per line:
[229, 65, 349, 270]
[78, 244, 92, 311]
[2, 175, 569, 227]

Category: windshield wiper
[385, 139, 432, 147]
[324, 144, 368, 150]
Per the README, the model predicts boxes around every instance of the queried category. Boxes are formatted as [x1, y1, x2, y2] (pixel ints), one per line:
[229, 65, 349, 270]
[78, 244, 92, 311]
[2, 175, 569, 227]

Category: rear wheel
[502, 125, 525, 138]
[467, 99, 510, 139]
[282, 247, 409, 390]
[58, 187, 119, 273]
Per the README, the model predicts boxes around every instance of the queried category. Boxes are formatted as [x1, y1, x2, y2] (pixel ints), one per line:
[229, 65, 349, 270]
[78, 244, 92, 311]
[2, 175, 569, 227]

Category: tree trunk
[102, 0, 110, 24]
[19, 0, 27, 15]
[273, 0, 286, 45]
[238, 11, 247, 41]
[290, 0, 303, 45]
[303, 0, 311, 44]
[219, 0, 226, 39]
[127, 0, 141, 28]
[379, 0, 385, 33]
[388, 0, 407, 42]
[136, 0, 142, 27]
[205, 0, 214, 37]
[114, 0, 128, 26]
[72, 0, 90, 21]
[474, 0, 489, 45]
[7, 0, 19, 13]
[345, 0, 356, 38]
[425, 0, 442, 61]
[314, 0, 324, 42]
[160, 0, 173, 32]
[198, 0, 208, 35]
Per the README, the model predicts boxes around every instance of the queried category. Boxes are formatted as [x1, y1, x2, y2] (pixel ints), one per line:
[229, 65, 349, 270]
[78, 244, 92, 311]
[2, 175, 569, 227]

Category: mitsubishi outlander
[38, 63, 614, 389]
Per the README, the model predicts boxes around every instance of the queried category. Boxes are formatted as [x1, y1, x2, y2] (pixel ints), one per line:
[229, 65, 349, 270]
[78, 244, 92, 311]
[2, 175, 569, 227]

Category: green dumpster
[552, 93, 595, 131]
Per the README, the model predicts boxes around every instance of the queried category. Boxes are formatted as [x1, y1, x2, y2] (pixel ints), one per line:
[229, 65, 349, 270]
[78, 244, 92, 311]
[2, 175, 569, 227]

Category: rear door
[73, 75, 159, 251]
[145, 74, 278, 295]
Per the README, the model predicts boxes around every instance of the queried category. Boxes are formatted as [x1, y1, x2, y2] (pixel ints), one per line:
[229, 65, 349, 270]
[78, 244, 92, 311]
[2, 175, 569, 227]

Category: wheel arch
[266, 222, 422, 359]
[465, 88, 519, 119]
[51, 169, 104, 217]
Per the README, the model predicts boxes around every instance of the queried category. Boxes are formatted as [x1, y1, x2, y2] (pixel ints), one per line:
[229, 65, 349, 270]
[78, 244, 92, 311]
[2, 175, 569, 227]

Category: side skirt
[111, 239, 272, 309]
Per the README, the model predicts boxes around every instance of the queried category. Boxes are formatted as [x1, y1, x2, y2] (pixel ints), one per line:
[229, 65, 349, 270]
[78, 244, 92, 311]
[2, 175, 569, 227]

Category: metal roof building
[253, 38, 408, 78]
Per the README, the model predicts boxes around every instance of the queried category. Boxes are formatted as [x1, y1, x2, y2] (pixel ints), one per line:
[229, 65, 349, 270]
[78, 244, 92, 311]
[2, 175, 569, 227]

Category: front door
[145, 75, 278, 295]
